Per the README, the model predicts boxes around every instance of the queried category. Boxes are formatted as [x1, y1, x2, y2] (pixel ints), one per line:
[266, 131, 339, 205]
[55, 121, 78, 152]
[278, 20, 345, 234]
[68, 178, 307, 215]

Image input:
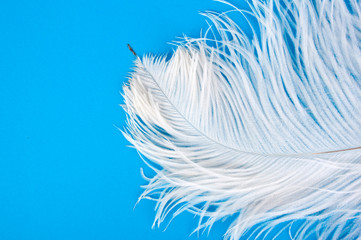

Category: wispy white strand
[123, 0, 361, 239]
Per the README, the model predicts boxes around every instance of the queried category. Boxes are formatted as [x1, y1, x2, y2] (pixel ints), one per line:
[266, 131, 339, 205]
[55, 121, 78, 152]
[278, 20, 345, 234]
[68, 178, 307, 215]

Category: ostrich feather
[122, 0, 361, 239]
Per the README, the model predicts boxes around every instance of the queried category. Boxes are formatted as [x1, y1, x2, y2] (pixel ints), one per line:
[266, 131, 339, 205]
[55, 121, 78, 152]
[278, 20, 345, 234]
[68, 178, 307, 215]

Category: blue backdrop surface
[0, 0, 296, 239]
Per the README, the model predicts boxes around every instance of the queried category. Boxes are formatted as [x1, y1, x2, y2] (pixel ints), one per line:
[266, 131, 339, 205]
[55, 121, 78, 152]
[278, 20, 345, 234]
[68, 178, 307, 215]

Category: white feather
[123, 0, 361, 239]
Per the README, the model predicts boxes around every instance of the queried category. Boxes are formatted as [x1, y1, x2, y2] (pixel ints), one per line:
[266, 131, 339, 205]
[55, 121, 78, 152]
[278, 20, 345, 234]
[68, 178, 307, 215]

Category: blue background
[0, 0, 295, 239]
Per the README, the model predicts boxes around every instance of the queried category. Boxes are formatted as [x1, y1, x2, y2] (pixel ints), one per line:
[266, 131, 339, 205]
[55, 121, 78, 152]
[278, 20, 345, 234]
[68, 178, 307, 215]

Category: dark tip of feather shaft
[314, 146, 361, 155]
[127, 44, 137, 56]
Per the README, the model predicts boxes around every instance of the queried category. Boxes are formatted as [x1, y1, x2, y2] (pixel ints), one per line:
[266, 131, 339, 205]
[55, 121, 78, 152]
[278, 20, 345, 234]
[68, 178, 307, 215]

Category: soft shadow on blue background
[0, 0, 298, 239]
